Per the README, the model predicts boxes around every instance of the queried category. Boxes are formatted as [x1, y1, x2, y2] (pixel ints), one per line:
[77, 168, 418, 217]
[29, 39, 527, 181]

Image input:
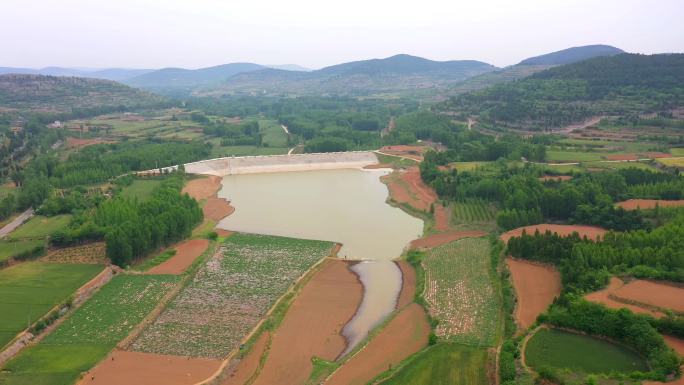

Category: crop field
[119, 179, 163, 201]
[5, 215, 71, 240]
[259, 119, 289, 148]
[671, 148, 684, 156]
[423, 237, 499, 346]
[657, 157, 684, 168]
[0, 274, 178, 385]
[0, 262, 103, 349]
[583, 160, 657, 171]
[381, 344, 489, 385]
[448, 161, 492, 172]
[130, 233, 332, 358]
[525, 328, 648, 374]
[452, 200, 496, 223]
[556, 138, 655, 153]
[0, 239, 45, 263]
[545, 150, 604, 162]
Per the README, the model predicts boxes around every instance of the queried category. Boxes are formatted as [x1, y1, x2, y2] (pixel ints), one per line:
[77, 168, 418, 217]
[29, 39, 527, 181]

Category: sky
[1, 0, 683, 70]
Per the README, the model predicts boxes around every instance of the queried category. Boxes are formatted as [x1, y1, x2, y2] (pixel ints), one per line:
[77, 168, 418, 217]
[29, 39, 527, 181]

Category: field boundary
[195, 249, 339, 385]
[0, 264, 112, 366]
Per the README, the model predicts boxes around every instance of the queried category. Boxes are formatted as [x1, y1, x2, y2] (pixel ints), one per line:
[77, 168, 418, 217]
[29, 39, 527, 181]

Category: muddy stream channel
[217, 168, 423, 355]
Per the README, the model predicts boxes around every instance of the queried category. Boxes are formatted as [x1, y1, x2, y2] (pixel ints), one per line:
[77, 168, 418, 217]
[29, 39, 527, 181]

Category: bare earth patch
[383, 166, 437, 212]
[506, 258, 561, 330]
[203, 197, 235, 222]
[612, 280, 684, 313]
[326, 303, 430, 385]
[410, 230, 487, 249]
[616, 199, 684, 211]
[221, 332, 270, 385]
[251, 259, 363, 385]
[500, 224, 607, 244]
[182, 176, 222, 201]
[396, 260, 416, 309]
[606, 154, 640, 161]
[75, 349, 221, 385]
[585, 277, 663, 317]
[146, 239, 210, 275]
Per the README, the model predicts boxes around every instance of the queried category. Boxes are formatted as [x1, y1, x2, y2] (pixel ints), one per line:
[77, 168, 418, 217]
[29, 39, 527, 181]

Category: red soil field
[66, 137, 115, 148]
[616, 199, 684, 211]
[326, 303, 430, 385]
[410, 230, 487, 249]
[500, 224, 607, 244]
[76, 350, 221, 385]
[506, 258, 561, 330]
[182, 175, 222, 201]
[383, 167, 437, 212]
[585, 277, 663, 317]
[250, 259, 363, 385]
[203, 197, 235, 222]
[396, 261, 416, 309]
[606, 154, 640, 161]
[215, 229, 233, 237]
[538, 175, 573, 182]
[146, 239, 210, 275]
[221, 332, 270, 385]
[664, 335, 684, 356]
[613, 280, 684, 313]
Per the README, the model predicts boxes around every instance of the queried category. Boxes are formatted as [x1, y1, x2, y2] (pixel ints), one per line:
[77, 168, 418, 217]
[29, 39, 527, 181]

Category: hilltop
[198, 54, 497, 97]
[517, 44, 624, 66]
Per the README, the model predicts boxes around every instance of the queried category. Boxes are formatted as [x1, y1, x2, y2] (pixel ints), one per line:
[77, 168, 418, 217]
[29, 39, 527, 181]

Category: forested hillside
[0, 74, 169, 113]
[440, 54, 684, 130]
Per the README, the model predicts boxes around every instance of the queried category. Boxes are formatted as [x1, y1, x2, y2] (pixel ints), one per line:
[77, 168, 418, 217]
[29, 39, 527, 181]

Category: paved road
[0, 209, 34, 239]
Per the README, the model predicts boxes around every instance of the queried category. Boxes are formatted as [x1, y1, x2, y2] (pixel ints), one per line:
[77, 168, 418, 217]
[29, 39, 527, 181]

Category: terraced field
[0, 262, 103, 349]
[0, 274, 177, 385]
[452, 200, 496, 223]
[423, 237, 499, 346]
[130, 233, 332, 358]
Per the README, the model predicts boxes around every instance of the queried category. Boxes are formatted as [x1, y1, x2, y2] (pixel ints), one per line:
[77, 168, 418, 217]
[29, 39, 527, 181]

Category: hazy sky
[2, 0, 682, 70]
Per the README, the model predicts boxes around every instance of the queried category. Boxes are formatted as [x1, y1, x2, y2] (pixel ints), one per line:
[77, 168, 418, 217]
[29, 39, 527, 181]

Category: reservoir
[216, 168, 423, 353]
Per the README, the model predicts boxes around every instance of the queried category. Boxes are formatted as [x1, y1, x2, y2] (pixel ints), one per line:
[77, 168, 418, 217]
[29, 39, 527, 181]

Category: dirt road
[0, 208, 34, 238]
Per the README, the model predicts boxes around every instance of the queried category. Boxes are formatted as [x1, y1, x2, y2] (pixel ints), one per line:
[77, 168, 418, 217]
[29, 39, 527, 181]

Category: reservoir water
[216, 168, 423, 354]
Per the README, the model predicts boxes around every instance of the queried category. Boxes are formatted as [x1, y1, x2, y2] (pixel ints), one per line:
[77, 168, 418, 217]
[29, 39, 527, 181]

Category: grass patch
[583, 160, 658, 171]
[657, 157, 684, 168]
[0, 274, 178, 385]
[119, 179, 164, 202]
[671, 148, 684, 156]
[259, 119, 289, 148]
[0, 262, 103, 348]
[207, 140, 289, 158]
[525, 328, 649, 374]
[375, 153, 418, 168]
[6, 215, 71, 240]
[546, 150, 603, 162]
[380, 343, 489, 385]
[449, 161, 492, 172]
[0, 239, 45, 263]
[131, 249, 176, 272]
[423, 238, 499, 346]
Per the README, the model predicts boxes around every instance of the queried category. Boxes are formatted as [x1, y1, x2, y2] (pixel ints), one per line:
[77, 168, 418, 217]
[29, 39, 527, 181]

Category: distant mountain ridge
[0, 67, 154, 81]
[517, 44, 624, 66]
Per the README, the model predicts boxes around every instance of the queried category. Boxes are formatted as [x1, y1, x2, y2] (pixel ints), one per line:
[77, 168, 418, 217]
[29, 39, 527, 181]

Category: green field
[130, 233, 332, 358]
[119, 178, 163, 201]
[583, 160, 657, 171]
[0, 239, 45, 263]
[557, 138, 655, 153]
[525, 328, 649, 374]
[546, 150, 603, 162]
[207, 140, 289, 158]
[381, 344, 489, 385]
[0, 262, 103, 349]
[671, 148, 684, 156]
[375, 153, 418, 168]
[0, 274, 178, 385]
[6, 215, 71, 240]
[423, 238, 500, 346]
[259, 119, 289, 148]
[449, 161, 492, 172]
[453, 200, 497, 223]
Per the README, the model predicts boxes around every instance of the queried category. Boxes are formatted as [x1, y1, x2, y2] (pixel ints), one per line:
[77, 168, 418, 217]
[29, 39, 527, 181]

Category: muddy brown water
[217, 168, 422, 354]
